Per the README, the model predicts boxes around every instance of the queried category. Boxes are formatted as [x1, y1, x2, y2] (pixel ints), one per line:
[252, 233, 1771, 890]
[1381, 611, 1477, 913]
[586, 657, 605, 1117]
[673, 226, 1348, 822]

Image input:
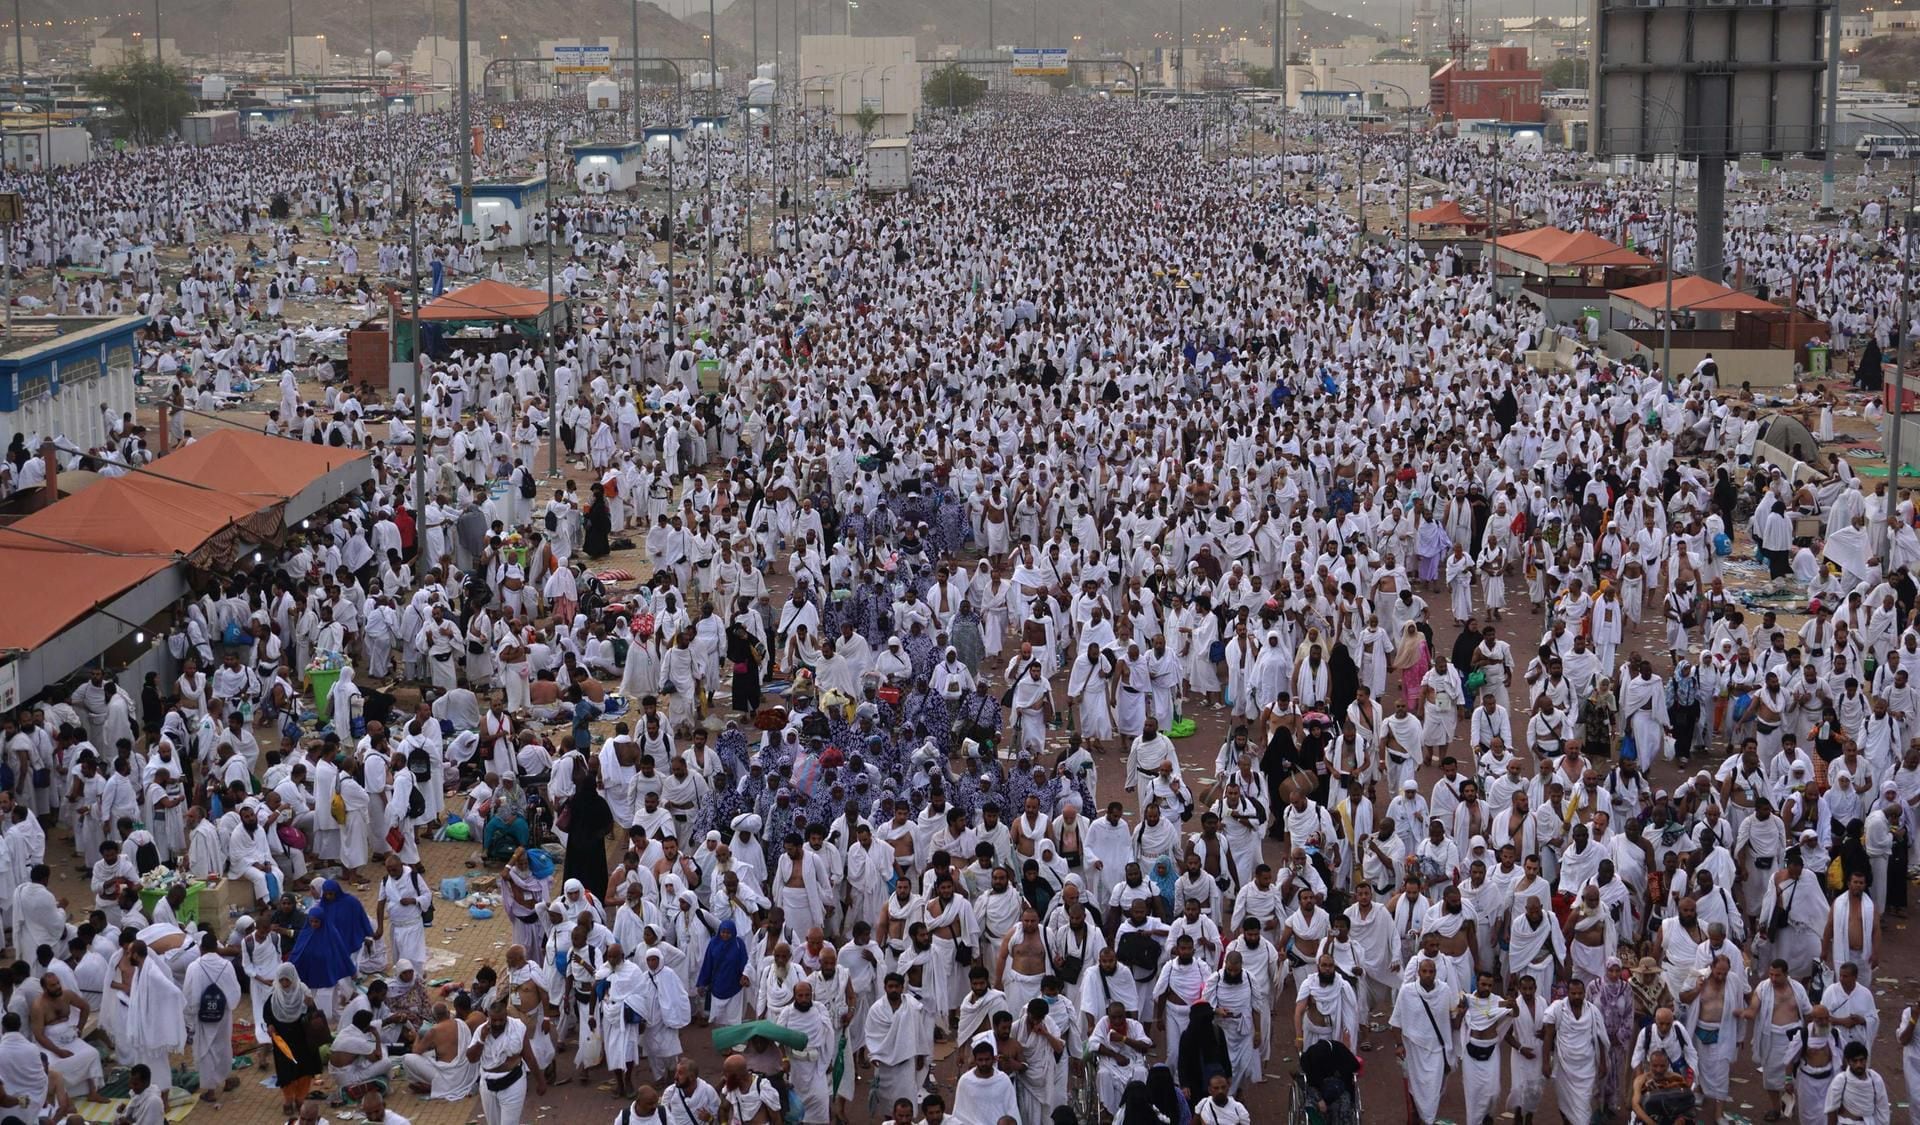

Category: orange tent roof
[1611, 275, 1780, 314]
[419, 279, 567, 322]
[1411, 200, 1477, 225]
[9, 473, 263, 556]
[0, 544, 169, 650]
[1496, 226, 1653, 268]
[145, 429, 367, 501]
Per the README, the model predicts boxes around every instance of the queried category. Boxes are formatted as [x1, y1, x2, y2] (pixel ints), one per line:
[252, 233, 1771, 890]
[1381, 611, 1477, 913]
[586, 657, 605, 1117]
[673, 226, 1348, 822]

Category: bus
[1856, 133, 1920, 158]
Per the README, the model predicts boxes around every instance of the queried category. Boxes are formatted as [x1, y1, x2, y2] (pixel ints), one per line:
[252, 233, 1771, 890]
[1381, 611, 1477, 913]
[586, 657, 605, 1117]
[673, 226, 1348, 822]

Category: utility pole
[632, 0, 643, 141]
[287, 0, 295, 78]
[1818, 0, 1841, 216]
[706, 0, 717, 289]
[1175, 0, 1183, 98]
[544, 107, 559, 479]
[1277, 0, 1287, 97]
[1271, 0, 1282, 90]
[9, 0, 21, 96]
[407, 192, 428, 583]
[458, 0, 473, 235]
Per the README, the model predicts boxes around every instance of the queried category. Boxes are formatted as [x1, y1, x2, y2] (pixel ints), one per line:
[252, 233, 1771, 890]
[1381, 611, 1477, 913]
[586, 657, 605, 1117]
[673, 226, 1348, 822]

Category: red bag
[754, 705, 788, 731]
[385, 826, 407, 853]
[876, 685, 903, 706]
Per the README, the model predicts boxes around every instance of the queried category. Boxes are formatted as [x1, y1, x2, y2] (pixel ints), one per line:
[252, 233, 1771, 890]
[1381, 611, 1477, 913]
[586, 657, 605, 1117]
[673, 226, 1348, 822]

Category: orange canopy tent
[145, 429, 368, 510]
[1610, 275, 1780, 316]
[1495, 226, 1654, 270]
[9, 473, 274, 562]
[418, 279, 567, 322]
[0, 542, 170, 651]
[1410, 200, 1480, 227]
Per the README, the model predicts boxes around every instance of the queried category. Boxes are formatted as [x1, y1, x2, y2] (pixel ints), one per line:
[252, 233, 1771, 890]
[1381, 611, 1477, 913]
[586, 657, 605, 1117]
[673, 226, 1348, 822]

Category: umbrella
[712, 1019, 810, 1052]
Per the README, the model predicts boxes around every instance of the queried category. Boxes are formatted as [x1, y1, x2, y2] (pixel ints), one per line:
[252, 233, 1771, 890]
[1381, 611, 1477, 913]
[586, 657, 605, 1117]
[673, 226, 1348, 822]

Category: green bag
[1464, 669, 1487, 695]
[1168, 716, 1198, 739]
[444, 820, 471, 841]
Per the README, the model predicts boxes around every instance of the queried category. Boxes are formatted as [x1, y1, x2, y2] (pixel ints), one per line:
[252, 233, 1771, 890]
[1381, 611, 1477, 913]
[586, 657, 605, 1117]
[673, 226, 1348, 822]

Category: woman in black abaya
[562, 758, 614, 896]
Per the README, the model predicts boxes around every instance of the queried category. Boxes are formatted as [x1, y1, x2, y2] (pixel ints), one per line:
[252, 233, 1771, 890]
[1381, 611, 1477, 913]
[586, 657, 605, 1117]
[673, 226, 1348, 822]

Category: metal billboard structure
[1590, 0, 1829, 283]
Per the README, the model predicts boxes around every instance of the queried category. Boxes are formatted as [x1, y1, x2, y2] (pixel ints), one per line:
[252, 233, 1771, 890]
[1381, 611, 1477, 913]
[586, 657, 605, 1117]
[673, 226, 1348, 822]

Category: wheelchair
[1288, 1066, 1362, 1125]
[1066, 1046, 1102, 1125]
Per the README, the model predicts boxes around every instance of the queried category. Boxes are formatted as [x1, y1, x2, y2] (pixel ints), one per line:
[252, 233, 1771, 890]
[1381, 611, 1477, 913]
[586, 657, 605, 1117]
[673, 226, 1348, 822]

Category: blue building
[0, 315, 146, 454]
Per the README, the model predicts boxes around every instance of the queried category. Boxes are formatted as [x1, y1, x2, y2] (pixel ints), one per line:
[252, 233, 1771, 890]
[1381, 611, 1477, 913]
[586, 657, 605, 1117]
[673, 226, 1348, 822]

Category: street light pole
[1855, 111, 1919, 553]
[1335, 77, 1364, 233]
[1375, 79, 1414, 278]
[1625, 89, 1683, 388]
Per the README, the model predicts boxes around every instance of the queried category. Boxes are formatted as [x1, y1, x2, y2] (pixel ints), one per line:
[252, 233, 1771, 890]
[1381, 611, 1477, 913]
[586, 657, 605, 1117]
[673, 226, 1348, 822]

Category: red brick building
[1429, 47, 1544, 122]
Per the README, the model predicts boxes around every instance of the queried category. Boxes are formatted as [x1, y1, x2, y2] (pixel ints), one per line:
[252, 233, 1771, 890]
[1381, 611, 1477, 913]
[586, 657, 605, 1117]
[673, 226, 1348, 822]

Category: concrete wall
[1602, 330, 1795, 388]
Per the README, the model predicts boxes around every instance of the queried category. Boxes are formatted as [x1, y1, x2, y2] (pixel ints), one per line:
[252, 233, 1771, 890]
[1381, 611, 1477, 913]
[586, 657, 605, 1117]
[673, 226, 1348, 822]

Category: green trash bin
[308, 667, 341, 710]
[1808, 344, 1830, 377]
[138, 880, 203, 925]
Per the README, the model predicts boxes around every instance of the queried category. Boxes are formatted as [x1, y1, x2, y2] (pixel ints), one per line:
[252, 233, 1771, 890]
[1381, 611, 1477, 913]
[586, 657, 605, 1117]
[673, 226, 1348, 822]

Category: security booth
[571, 141, 645, 193]
[451, 176, 549, 249]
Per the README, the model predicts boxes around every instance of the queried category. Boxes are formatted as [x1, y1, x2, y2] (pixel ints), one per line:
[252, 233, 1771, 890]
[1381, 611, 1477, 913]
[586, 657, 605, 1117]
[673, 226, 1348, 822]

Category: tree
[82, 57, 194, 144]
[1543, 58, 1588, 90]
[1242, 64, 1275, 88]
[924, 64, 987, 110]
[855, 104, 880, 137]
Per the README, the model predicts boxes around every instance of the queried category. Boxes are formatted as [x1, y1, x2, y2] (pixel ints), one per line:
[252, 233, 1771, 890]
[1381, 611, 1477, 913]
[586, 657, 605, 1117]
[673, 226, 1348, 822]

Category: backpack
[518, 468, 537, 499]
[1115, 929, 1163, 973]
[407, 746, 433, 783]
[197, 981, 228, 1024]
[407, 783, 426, 820]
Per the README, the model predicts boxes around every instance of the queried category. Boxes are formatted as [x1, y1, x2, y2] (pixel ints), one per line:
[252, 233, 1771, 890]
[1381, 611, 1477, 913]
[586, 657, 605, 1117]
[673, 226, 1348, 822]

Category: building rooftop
[0, 316, 144, 362]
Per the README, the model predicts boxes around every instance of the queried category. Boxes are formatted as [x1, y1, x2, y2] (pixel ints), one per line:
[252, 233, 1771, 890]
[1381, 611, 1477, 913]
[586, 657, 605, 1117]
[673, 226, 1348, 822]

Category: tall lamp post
[1623, 89, 1684, 389]
[1855, 111, 1919, 553]
[1334, 76, 1365, 233]
[1374, 78, 1415, 277]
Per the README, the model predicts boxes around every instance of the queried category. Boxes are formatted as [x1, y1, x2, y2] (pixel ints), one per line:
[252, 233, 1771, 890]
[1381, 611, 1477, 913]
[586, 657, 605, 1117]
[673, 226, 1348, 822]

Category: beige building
[0, 38, 37, 70]
[90, 37, 180, 68]
[409, 37, 491, 89]
[1871, 9, 1920, 36]
[798, 35, 920, 138]
[1284, 58, 1431, 109]
[289, 36, 330, 76]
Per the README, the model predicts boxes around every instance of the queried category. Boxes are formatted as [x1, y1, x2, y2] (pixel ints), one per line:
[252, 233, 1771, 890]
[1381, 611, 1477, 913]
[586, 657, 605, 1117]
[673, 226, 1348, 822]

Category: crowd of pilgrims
[0, 88, 1915, 1125]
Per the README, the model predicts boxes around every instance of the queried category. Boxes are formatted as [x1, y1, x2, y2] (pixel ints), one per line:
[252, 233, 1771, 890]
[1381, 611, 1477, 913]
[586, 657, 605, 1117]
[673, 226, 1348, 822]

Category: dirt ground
[38, 124, 1916, 1125]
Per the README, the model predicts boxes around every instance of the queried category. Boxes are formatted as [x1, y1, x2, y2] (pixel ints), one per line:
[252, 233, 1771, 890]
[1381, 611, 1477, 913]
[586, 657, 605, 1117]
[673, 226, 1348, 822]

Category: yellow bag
[1828, 855, 1845, 888]
[331, 792, 347, 824]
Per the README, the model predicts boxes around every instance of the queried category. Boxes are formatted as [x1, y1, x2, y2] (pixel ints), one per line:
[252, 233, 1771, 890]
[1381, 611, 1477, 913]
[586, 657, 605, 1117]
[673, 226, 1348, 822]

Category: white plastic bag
[577, 1025, 604, 1069]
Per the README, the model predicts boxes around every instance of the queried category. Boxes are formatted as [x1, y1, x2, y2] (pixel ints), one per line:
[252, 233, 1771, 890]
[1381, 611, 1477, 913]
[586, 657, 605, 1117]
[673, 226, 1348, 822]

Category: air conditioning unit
[1631, 0, 1664, 9]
